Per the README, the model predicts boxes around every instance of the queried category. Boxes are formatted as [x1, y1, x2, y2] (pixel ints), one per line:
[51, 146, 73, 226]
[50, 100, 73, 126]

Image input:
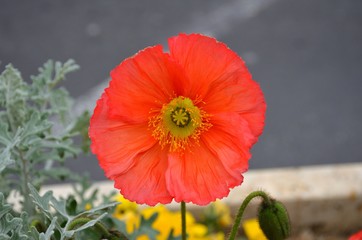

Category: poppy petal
[89, 93, 157, 177]
[113, 144, 173, 206]
[169, 33, 265, 137]
[168, 33, 250, 99]
[203, 77, 266, 138]
[166, 111, 255, 205]
[201, 113, 254, 184]
[208, 111, 256, 157]
[107, 45, 187, 123]
[166, 142, 244, 205]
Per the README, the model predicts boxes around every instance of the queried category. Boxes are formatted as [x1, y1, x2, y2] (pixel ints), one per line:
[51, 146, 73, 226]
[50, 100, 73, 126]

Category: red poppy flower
[89, 33, 266, 206]
[350, 230, 362, 240]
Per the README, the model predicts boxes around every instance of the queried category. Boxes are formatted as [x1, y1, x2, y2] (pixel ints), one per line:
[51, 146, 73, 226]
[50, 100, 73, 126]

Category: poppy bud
[258, 199, 290, 240]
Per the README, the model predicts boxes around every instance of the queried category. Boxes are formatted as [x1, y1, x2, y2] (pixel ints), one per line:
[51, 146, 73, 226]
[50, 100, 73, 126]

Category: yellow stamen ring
[149, 96, 211, 152]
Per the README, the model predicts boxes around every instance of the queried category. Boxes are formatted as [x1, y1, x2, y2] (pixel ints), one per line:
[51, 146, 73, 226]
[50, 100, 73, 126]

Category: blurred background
[1, 0, 361, 180]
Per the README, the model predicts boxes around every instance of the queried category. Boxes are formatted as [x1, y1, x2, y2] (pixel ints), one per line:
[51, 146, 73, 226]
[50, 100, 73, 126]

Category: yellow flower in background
[140, 205, 196, 239]
[209, 232, 225, 240]
[122, 211, 140, 234]
[84, 203, 92, 211]
[188, 223, 226, 240]
[242, 218, 267, 240]
[112, 194, 140, 234]
[111, 194, 228, 240]
[140, 205, 171, 239]
[188, 223, 209, 240]
[201, 200, 232, 237]
[113, 194, 139, 219]
[212, 200, 232, 227]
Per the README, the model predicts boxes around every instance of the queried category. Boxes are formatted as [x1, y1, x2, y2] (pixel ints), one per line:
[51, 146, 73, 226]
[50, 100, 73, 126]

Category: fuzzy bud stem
[227, 190, 271, 240]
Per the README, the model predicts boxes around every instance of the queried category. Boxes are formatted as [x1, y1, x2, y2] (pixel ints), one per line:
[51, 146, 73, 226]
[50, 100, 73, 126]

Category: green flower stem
[181, 201, 187, 240]
[228, 190, 271, 240]
[19, 150, 33, 215]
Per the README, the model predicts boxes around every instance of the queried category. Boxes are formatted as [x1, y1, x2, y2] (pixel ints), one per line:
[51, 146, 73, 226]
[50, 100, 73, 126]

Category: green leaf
[28, 228, 41, 240]
[41, 139, 79, 158]
[0, 125, 22, 174]
[0, 64, 27, 104]
[20, 111, 52, 141]
[51, 88, 72, 122]
[167, 229, 182, 240]
[71, 213, 108, 233]
[0, 147, 14, 174]
[28, 184, 120, 240]
[50, 59, 80, 88]
[74, 202, 118, 219]
[0, 192, 12, 219]
[0, 64, 28, 126]
[69, 110, 91, 153]
[28, 184, 53, 219]
[38, 167, 73, 181]
[65, 196, 78, 216]
[31, 59, 79, 90]
[38, 217, 57, 240]
[130, 212, 160, 240]
[111, 218, 128, 238]
[0, 193, 30, 240]
[3, 214, 28, 240]
[0, 122, 12, 146]
[50, 196, 69, 220]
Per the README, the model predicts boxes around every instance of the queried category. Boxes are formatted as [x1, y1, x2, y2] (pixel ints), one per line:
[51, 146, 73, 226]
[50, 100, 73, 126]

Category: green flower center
[163, 97, 201, 139]
[171, 107, 191, 127]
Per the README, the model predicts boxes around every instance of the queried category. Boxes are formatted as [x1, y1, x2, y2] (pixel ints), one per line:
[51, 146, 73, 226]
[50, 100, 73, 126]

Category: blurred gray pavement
[1, 0, 361, 180]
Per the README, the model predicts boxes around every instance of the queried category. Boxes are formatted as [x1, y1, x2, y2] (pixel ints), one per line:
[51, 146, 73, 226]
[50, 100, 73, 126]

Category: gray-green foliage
[28, 184, 118, 240]
[0, 192, 25, 239]
[0, 60, 82, 209]
[0, 60, 164, 240]
[0, 60, 122, 239]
